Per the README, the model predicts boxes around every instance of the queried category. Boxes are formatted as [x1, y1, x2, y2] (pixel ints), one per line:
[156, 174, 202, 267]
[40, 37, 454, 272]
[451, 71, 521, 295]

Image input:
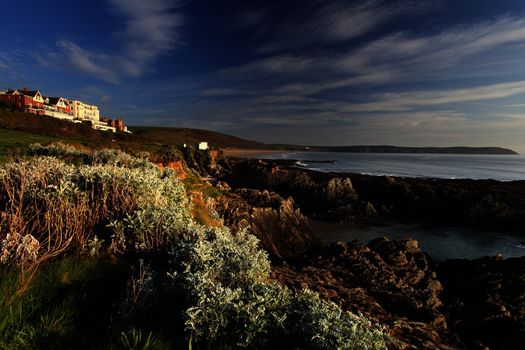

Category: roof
[19, 90, 41, 97]
[45, 97, 63, 105]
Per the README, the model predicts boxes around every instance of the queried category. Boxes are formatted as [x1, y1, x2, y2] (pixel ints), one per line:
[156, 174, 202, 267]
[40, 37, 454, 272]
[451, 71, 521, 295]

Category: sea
[258, 151, 525, 181]
[257, 151, 525, 260]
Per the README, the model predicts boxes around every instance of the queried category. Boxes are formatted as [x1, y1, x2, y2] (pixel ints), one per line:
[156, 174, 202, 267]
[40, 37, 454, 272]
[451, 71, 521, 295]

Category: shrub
[166, 225, 389, 349]
[0, 156, 190, 266]
[28, 142, 154, 169]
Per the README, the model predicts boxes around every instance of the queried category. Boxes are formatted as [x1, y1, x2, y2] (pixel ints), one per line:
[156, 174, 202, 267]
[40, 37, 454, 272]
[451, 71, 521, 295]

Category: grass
[0, 256, 131, 349]
[0, 128, 61, 162]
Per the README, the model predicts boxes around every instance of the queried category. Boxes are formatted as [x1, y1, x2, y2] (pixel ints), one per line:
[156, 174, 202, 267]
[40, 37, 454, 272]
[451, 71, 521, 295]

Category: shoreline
[252, 154, 525, 182]
[220, 157, 525, 233]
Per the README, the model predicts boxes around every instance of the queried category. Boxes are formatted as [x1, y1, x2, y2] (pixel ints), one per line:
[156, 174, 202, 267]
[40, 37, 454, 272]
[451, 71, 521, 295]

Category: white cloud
[56, 40, 119, 83]
[217, 15, 525, 103]
[339, 17, 525, 76]
[39, 0, 183, 83]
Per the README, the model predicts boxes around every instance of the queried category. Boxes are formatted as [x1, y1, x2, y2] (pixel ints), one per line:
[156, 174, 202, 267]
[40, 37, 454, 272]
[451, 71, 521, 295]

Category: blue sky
[2, 0, 525, 151]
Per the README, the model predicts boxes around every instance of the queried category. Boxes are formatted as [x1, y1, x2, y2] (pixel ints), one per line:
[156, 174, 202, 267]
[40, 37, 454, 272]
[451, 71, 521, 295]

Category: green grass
[0, 256, 130, 349]
[0, 128, 61, 162]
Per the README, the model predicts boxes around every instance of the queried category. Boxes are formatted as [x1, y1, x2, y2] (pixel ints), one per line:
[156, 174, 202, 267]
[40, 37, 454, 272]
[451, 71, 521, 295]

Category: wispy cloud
[249, 0, 438, 54]
[339, 17, 525, 74]
[184, 12, 525, 149]
[344, 80, 525, 112]
[215, 16, 525, 101]
[54, 41, 119, 83]
[0, 53, 10, 71]
[37, 0, 184, 83]
[312, 0, 437, 43]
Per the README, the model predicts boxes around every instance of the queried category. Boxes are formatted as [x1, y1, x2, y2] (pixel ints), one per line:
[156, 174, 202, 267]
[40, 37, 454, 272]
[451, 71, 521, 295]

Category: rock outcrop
[155, 160, 187, 179]
[220, 159, 384, 224]
[220, 158, 525, 231]
[215, 188, 317, 259]
[271, 237, 461, 349]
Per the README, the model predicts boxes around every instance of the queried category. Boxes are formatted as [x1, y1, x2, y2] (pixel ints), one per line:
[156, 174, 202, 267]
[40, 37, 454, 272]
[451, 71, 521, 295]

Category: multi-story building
[1, 87, 130, 134]
[46, 97, 71, 114]
[69, 100, 100, 122]
[43, 97, 73, 120]
[0, 88, 46, 115]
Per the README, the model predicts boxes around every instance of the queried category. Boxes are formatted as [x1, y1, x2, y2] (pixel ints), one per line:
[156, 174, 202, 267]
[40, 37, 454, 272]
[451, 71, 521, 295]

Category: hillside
[129, 126, 271, 149]
[0, 107, 109, 142]
[0, 107, 275, 151]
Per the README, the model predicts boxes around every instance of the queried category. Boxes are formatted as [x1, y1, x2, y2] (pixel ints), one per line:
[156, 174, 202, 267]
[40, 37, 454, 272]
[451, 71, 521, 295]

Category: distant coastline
[277, 145, 518, 155]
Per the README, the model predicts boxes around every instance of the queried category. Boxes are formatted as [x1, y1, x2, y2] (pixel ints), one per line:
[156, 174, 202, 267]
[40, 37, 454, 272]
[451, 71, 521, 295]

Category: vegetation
[0, 129, 61, 162]
[0, 143, 389, 349]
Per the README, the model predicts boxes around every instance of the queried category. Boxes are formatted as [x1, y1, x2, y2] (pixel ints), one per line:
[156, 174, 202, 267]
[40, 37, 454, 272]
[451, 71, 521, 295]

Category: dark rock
[271, 238, 461, 349]
[438, 257, 525, 349]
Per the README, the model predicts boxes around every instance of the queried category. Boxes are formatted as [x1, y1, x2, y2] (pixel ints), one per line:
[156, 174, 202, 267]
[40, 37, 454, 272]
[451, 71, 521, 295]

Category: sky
[2, 0, 525, 151]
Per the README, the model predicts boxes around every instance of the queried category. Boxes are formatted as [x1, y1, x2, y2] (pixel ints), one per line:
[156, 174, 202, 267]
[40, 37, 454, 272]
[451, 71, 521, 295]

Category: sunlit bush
[167, 225, 388, 349]
[0, 155, 189, 265]
[27, 142, 153, 168]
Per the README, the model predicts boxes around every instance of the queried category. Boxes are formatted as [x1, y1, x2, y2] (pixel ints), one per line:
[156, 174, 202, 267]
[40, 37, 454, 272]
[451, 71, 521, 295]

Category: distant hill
[279, 145, 518, 155]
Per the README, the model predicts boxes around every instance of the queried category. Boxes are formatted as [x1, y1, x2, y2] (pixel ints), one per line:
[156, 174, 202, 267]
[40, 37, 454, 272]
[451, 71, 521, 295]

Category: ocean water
[257, 151, 525, 259]
[311, 221, 525, 261]
[258, 152, 525, 181]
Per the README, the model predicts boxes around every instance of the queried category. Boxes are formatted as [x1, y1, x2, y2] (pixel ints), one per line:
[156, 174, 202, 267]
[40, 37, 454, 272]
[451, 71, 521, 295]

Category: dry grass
[0, 156, 164, 273]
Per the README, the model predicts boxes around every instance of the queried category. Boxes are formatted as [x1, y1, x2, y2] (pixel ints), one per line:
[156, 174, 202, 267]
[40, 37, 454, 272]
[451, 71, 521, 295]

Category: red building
[101, 116, 126, 132]
[0, 88, 46, 115]
[45, 97, 71, 114]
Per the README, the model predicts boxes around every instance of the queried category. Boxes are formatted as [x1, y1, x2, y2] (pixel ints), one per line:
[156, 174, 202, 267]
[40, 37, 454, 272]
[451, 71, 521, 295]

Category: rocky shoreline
[207, 155, 525, 349]
[220, 157, 525, 231]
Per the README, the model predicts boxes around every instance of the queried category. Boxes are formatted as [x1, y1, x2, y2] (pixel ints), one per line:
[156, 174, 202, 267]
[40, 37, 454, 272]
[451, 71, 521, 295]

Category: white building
[44, 97, 74, 120]
[69, 100, 100, 122]
[198, 142, 209, 150]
